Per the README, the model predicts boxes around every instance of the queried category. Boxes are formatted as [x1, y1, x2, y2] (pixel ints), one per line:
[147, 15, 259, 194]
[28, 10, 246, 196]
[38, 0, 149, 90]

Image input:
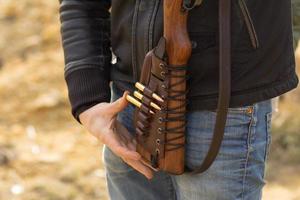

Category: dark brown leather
[190, 0, 231, 173]
[134, 38, 171, 171]
[134, 0, 232, 175]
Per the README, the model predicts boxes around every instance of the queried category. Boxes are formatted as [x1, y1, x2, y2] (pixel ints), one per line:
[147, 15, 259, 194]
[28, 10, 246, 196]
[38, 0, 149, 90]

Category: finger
[111, 123, 139, 159]
[124, 158, 154, 179]
[114, 120, 135, 143]
[126, 139, 137, 151]
[108, 91, 130, 115]
[105, 135, 140, 161]
[115, 144, 141, 160]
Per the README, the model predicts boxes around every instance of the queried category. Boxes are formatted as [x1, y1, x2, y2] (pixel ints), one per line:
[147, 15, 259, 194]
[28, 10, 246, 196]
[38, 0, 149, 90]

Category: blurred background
[0, 1, 299, 200]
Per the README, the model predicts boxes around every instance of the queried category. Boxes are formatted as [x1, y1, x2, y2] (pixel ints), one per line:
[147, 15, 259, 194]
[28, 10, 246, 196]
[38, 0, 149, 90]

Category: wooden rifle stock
[161, 0, 192, 173]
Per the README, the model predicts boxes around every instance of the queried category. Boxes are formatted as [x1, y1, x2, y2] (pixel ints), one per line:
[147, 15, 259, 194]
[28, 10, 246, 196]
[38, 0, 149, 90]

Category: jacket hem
[187, 73, 299, 111]
[111, 73, 298, 111]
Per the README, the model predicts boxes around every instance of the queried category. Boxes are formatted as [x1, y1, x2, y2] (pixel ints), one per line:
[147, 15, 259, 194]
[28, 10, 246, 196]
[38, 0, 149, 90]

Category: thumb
[109, 91, 129, 114]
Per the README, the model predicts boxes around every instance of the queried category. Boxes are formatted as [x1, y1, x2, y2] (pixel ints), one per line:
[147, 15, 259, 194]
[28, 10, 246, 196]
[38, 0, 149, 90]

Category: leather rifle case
[133, 0, 231, 175]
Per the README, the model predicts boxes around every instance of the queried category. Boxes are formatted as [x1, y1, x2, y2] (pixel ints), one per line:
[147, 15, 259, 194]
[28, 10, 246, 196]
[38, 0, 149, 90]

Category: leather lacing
[159, 63, 189, 152]
[136, 63, 189, 167]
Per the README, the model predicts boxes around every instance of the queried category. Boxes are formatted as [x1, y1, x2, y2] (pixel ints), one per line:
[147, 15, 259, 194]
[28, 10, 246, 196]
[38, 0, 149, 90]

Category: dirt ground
[0, 1, 300, 200]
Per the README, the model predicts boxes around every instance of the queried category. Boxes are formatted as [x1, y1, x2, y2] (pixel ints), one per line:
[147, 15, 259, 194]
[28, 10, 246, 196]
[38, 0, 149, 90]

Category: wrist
[79, 104, 99, 127]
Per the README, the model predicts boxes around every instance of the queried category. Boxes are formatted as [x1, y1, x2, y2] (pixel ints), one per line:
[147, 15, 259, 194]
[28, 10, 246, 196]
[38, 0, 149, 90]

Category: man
[59, 0, 298, 199]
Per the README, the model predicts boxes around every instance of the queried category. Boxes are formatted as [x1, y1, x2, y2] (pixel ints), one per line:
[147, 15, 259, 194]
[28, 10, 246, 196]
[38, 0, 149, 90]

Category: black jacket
[59, 0, 298, 121]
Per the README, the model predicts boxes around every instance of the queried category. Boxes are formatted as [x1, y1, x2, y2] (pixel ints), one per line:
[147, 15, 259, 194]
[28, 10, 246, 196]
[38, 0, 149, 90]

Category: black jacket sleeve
[59, 0, 112, 122]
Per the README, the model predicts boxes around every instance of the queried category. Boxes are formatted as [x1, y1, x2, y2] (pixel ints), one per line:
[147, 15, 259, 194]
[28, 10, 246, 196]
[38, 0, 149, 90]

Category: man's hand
[79, 91, 154, 179]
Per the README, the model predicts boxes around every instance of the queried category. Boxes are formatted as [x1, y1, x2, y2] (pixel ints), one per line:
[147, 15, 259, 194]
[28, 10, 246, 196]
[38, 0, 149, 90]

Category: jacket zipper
[238, 0, 259, 49]
[132, 0, 160, 82]
[132, 0, 141, 82]
[148, 0, 161, 50]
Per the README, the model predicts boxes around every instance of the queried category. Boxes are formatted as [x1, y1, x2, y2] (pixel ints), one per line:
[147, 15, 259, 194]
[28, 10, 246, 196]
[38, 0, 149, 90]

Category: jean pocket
[102, 145, 134, 174]
[208, 105, 253, 127]
[228, 105, 253, 114]
[185, 107, 253, 169]
[264, 112, 272, 161]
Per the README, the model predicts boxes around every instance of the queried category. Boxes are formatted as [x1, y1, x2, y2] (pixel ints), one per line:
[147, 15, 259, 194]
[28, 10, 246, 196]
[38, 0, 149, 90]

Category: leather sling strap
[192, 0, 231, 174]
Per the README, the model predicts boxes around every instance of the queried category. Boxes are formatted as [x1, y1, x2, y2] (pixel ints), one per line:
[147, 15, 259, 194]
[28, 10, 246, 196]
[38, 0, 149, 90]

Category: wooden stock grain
[162, 0, 192, 174]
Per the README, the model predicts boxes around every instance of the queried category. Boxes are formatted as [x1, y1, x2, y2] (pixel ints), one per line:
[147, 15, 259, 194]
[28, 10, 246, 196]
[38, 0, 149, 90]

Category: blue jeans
[103, 83, 272, 200]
